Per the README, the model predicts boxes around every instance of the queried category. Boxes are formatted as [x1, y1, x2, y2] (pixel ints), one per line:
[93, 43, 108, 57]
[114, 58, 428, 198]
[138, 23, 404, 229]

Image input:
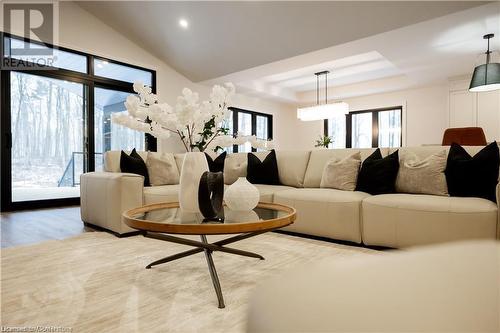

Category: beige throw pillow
[320, 152, 361, 191]
[146, 152, 180, 186]
[396, 150, 448, 196]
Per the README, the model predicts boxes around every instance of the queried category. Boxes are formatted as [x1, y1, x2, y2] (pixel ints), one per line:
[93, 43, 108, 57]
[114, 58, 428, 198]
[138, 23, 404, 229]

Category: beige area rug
[1, 231, 377, 333]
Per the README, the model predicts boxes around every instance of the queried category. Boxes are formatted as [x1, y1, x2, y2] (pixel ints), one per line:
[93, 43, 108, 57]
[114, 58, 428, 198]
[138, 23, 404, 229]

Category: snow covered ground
[12, 187, 80, 202]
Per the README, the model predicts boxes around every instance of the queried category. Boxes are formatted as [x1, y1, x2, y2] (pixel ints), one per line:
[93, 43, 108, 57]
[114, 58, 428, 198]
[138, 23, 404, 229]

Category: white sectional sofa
[80, 146, 500, 248]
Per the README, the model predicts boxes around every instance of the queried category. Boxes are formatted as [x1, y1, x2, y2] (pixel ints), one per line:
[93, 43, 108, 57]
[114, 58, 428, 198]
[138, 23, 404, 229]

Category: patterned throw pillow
[396, 150, 448, 196]
[320, 152, 361, 191]
[146, 152, 180, 186]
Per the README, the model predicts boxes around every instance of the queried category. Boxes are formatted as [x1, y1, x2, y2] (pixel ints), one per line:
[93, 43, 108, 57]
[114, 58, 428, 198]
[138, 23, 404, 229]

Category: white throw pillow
[146, 152, 180, 186]
[396, 150, 448, 196]
[320, 152, 361, 191]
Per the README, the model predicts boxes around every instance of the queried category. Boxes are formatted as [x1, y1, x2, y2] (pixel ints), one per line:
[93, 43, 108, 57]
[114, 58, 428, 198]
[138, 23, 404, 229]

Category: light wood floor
[0, 206, 94, 248]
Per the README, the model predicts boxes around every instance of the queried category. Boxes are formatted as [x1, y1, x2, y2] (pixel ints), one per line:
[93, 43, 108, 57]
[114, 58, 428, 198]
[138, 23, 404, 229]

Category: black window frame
[228, 107, 273, 153]
[324, 106, 403, 149]
[0, 32, 157, 211]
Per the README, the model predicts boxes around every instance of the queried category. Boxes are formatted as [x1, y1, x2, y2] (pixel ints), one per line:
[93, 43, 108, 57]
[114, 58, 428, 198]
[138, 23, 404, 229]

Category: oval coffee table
[123, 201, 296, 308]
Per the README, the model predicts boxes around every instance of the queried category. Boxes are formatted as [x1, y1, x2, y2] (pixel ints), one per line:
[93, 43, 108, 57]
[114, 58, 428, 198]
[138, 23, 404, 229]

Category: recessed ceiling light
[179, 18, 189, 29]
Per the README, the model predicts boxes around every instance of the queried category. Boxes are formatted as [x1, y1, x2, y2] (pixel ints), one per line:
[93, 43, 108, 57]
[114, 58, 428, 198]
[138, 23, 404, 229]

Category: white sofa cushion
[143, 184, 180, 205]
[253, 184, 295, 202]
[275, 151, 311, 188]
[362, 193, 498, 248]
[274, 188, 371, 243]
[303, 148, 387, 188]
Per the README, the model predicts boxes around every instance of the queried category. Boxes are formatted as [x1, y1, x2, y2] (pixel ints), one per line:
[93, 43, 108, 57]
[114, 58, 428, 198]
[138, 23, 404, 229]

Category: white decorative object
[225, 210, 259, 223]
[297, 102, 349, 121]
[224, 177, 259, 211]
[112, 82, 273, 152]
[179, 152, 209, 213]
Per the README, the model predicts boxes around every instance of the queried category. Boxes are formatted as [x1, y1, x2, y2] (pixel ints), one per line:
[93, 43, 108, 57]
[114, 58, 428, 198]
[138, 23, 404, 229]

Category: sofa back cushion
[104, 150, 148, 173]
[304, 148, 387, 188]
[275, 150, 311, 188]
[388, 145, 498, 160]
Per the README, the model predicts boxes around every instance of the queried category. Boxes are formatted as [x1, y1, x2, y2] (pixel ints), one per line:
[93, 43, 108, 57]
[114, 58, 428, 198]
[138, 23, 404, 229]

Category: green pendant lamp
[469, 33, 500, 92]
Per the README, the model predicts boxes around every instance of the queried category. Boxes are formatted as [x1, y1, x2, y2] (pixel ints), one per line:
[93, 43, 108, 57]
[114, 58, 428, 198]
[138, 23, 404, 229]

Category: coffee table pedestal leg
[201, 235, 225, 308]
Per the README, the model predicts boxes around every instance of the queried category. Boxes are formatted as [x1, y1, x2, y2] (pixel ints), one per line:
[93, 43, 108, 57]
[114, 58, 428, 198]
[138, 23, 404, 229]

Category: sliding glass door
[10, 72, 86, 202]
[1, 33, 156, 211]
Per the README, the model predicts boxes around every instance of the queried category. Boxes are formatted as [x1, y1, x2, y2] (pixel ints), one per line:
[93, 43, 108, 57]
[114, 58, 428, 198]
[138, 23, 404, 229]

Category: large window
[94, 87, 145, 171]
[228, 107, 273, 153]
[9, 72, 85, 202]
[326, 107, 402, 148]
[1, 33, 156, 210]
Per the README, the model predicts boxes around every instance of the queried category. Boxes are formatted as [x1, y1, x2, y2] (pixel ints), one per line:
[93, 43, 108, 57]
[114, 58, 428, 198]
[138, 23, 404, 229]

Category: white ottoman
[247, 241, 500, 332]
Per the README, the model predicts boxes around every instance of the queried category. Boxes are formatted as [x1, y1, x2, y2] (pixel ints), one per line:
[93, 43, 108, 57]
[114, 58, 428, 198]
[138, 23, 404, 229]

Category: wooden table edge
[122, 201, 296, 235]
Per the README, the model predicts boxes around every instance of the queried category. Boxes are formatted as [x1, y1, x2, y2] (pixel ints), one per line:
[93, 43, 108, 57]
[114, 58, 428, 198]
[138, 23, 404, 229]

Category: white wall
[231, 94, 302, 151]
[294, 83, 450, 149]
[57, 2, 297, 153]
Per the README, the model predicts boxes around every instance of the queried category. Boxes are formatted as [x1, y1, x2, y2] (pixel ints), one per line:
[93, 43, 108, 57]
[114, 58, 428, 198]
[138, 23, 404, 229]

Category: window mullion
[346, 114, 352, 148]
[268, 115, 273, 141]
[88, 54, 94, 77]
[251, 114, 257, 152]
[372, 111, 379, 148]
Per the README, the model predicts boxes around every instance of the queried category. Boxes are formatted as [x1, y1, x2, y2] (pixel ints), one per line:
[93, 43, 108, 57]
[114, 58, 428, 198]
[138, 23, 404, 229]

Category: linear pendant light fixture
[469, 33, 500, 92]
[297, 70, 349, 121]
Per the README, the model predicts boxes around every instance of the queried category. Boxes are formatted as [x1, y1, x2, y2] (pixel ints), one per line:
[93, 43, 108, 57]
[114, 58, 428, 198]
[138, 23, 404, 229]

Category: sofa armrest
[80, 172, 144, 234]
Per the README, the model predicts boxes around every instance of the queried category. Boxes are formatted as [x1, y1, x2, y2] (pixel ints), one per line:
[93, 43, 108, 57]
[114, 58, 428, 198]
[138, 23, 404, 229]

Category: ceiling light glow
[179, 18, 189, 29]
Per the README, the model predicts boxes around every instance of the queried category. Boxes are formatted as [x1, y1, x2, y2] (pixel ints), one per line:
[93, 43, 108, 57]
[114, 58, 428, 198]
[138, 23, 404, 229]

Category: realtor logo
[1, 1, 59, 69]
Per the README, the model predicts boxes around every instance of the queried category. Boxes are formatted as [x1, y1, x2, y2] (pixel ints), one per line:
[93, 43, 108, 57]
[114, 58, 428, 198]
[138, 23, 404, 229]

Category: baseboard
[83, 222, 143, 238]
[272, 230, 393, 251]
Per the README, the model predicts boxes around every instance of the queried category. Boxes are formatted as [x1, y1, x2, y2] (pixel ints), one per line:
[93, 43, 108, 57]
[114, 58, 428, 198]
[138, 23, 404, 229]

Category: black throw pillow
[205, 151, 226, 173]
[120, 148, 150, 186]
[247, 149, 280, 185]
[355, 149, 399, 195]
[445, 142, 499, 202]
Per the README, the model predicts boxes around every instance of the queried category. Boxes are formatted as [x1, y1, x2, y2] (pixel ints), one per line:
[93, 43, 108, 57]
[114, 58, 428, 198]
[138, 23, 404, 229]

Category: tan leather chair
[442, 127, 487, 146]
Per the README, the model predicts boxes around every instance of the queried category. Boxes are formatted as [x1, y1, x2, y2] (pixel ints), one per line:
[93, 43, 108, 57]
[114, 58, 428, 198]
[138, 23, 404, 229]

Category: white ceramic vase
[224, 210, 259, 223]
[224, 177, 259, 211]
[179, 152, 209, 213]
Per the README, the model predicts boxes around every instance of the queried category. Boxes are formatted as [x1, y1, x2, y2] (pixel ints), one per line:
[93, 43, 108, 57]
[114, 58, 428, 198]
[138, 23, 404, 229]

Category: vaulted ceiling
[77, 1, 486, 81]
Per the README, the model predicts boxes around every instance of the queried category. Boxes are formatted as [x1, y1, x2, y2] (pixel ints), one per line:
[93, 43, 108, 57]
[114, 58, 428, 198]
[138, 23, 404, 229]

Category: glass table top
[128, 205, 290, 226]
